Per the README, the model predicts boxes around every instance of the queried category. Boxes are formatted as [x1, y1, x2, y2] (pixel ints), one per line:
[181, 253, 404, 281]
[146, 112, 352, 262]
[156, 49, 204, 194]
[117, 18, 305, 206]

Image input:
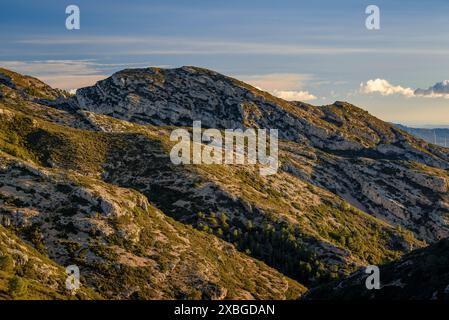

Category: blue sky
[1, 0, 449, 126]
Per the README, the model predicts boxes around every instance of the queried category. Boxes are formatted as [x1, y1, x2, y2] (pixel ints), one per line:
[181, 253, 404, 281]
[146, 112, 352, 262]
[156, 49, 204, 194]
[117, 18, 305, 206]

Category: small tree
[8, 275, 28, 299]
[219, 213, 229, 228]
[0, 255, 14, 272]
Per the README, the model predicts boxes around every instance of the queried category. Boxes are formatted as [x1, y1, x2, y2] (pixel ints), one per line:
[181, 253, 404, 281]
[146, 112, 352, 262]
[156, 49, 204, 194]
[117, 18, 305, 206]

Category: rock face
[77, 67, 248, 129]
[76, 67, 365, 151]
[1, 65, 449, 299]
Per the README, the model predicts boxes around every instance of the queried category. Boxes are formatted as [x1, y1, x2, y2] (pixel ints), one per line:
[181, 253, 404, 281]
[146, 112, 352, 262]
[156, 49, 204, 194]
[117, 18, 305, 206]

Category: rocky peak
[76, 66, 263, 129]
[75, 67, 449, 163]
[74, 67, 376, 152]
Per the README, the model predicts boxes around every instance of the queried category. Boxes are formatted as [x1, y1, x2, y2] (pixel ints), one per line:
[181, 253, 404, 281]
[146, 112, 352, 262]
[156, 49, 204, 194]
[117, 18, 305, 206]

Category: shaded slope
[304, 238, 449, 300]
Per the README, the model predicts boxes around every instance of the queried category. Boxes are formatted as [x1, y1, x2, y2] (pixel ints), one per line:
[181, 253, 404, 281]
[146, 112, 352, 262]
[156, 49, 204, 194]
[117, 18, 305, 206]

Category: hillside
[1, 66, 449, 299]
[303, 238, 449, 300]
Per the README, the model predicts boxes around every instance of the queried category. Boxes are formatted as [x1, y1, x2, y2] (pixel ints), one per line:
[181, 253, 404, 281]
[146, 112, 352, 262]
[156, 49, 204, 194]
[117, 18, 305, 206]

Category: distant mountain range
[395, 124, 449, 148]
[1, 66, 449, 300]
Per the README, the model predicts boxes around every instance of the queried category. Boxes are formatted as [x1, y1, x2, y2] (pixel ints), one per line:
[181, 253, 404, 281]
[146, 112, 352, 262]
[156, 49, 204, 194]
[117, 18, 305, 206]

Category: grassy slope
[0, 107, 305, 299]
[0, 101, 422, 288]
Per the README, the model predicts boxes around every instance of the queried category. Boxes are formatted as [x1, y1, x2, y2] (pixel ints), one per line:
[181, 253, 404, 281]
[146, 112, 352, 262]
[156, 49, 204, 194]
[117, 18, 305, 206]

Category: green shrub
[0, 254, 14, 272]
[8, 275, 28, 298]
[21, 224, 46, 254]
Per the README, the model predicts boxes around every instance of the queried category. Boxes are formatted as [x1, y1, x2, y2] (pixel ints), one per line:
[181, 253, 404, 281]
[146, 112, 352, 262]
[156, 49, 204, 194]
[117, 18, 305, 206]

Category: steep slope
[293, 101, 449, 242]
[0, 133, 304, 299]
[13, 68, 424, 285]
[1, 66, 449, 299]
[303, 238, 449, 300]
[0, 69, 305, 299]
[0, 101, 413, 292]
[0, 224, 99, 299]
[75, 66, 449, 244]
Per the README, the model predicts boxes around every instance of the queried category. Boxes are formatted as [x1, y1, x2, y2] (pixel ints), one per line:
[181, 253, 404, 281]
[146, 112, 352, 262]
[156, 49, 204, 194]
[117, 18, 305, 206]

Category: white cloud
[360, 78, 449, 99]
[271, 90, 316, 101]
[360, 79, 414, 97]
[414, 80, 449, 98]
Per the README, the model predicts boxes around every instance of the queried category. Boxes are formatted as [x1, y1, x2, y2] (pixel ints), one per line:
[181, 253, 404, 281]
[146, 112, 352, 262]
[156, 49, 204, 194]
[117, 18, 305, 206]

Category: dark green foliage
[195, 210, 331, 286]
[305, 238, 449, 300]
[0, 255, 14, 272]
[8, 275, 28, 298]
[20, 224, 46, 254]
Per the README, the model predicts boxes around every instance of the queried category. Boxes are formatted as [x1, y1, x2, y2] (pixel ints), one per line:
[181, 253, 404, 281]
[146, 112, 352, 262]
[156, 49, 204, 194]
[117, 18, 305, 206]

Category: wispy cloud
[236, 73, 313, 91]
[15, 36, 449, 56]
[0, 60, 153, 90]
[0, 60, 102, 75]
[14, 36, 370, 55]
[236, 73, 317, 101]
[0, 60, 107, 90]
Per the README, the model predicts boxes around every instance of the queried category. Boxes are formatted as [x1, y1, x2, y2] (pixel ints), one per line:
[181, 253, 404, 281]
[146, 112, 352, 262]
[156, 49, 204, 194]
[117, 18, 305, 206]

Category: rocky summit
[1, 65, 449, 299]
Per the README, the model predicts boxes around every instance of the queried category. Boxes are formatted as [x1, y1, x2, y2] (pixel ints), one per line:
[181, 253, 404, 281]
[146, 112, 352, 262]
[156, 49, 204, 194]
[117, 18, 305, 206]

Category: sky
[1, 0, 449, 126]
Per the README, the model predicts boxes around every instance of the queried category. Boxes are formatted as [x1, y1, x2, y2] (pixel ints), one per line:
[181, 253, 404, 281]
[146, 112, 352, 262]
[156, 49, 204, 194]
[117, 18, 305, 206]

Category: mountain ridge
[1, 65, 448, 299]
[73, 66, 449, 242]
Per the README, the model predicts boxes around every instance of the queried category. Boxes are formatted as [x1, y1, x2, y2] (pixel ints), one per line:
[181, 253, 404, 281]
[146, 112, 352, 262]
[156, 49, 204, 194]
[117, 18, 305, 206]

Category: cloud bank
[361, 79, 449, 99]
[414, 80, 449, 98]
